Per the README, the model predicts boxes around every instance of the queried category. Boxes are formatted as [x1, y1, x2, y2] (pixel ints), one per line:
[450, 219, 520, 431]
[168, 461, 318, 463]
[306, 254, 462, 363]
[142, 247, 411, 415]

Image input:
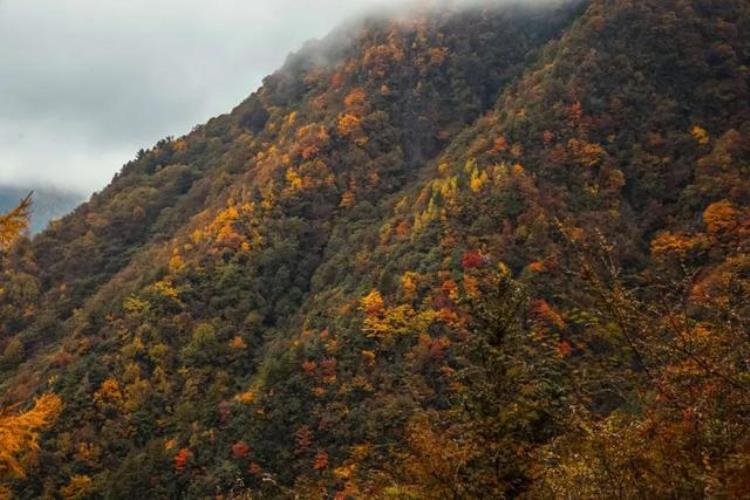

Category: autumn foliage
[0, 394, 62, 477]
[174, 448, 192, 472]
[0, 194, 30, 248]
[1, 0, 749, 497]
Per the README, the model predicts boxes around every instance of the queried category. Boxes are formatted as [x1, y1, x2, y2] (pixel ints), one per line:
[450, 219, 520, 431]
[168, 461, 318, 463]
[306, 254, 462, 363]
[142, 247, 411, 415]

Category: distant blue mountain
[0, 185, 84, 234]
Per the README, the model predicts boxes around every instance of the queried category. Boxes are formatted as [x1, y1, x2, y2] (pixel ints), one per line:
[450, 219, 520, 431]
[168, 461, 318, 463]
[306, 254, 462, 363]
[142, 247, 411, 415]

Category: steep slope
[1, 2, 579, 370]
[0, 2, 587, 497]
[1, 0, 749, 497]
[244, 0, 750, 496]
[286, 0, 750, 497]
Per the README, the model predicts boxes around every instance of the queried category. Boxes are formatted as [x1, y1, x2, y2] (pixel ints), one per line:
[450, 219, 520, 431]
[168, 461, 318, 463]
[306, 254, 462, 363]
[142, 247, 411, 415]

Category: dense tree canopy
[0, 198, 62, 497]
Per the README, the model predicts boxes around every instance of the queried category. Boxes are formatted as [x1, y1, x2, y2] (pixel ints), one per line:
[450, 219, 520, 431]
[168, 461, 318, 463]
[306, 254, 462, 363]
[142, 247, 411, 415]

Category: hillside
[1, 0, 749, 497]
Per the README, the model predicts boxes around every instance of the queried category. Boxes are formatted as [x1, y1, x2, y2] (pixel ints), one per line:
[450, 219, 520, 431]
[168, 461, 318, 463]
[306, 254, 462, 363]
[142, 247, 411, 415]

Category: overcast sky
[0, 0, 411, 194]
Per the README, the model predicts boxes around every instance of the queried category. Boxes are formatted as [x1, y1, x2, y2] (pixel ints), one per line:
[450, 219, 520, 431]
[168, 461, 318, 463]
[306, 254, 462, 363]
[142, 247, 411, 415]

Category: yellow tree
[0, 196, 63, 496]
[0, 194, 31, 248]
[0, 394, 62, 478]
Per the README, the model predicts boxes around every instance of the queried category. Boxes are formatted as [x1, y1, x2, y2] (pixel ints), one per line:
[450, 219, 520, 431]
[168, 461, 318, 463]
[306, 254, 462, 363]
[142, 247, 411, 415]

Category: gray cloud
[0, 0, 407, 193]
[0, 0, 561, 194]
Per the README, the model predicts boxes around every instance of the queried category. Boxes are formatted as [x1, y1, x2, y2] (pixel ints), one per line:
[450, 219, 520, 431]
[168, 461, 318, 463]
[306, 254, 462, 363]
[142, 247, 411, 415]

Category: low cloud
[0, 0, 567, 194]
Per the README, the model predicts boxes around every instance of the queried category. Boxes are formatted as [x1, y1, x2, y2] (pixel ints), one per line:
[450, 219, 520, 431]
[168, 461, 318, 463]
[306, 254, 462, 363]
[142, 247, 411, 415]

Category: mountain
[0, 186, 83, 235]
[1, 0, 749, 497]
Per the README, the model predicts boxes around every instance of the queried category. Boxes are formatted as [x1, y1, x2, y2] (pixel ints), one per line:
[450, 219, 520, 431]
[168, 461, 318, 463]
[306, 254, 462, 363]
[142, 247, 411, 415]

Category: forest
[1, 0, 749, 497]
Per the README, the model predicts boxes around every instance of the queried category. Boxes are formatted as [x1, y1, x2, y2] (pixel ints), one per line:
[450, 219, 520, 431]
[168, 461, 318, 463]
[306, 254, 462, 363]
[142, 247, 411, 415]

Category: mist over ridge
[0, 0, 579, 194]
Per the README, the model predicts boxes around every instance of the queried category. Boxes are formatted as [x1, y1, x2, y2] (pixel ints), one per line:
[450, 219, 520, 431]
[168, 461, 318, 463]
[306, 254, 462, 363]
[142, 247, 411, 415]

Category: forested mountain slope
[1, 0, 749, 497]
